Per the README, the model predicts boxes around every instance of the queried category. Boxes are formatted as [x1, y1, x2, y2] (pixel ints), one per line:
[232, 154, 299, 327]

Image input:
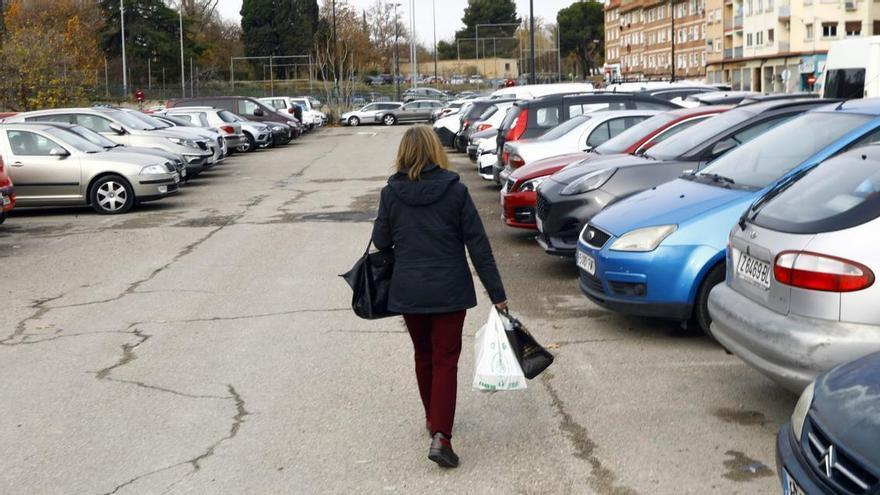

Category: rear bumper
[0, 185, 15, 212]
[708, 283, 880, 393]
[224, 134, 245, 148]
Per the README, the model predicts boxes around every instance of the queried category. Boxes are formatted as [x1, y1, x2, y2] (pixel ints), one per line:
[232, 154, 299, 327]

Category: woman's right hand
[494, 301, 509, 312]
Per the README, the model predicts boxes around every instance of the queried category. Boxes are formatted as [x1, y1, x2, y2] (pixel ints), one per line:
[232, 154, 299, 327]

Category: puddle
[714, 408, 768, 427]
[721, 450, 772, 481]
[174, 215, 237, 228]
[311, 176, 387, 184]
[264, 211, 376, 224]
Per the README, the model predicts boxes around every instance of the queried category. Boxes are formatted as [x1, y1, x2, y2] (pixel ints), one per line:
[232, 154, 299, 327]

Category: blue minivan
[575, 99, 880, 333]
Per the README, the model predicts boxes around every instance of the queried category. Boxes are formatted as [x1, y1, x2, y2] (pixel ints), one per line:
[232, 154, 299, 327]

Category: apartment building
[604, 0, 708, 80]
[706, 0, 880, 92]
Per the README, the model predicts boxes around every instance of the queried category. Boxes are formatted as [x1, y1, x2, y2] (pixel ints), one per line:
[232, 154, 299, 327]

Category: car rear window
[646, 108, 754, 160]
[753, 148, 880, 233]
[539, 115, 590, 140]
[823, 69, 866, 99]
[594, 112, 678, 154]
[500, 106, 522, 132]
[529, 106, 560, 129]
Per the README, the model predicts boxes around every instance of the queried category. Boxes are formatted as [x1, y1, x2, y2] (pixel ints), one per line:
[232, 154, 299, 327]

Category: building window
[757, 31, 763, 44]
[767, 0, 774, 11]
[747, 0, 753, 14]
[806, 23, 814, 39]
[822, 22, 838, 38]
[758, 0, 763, 12]
[846, 21, 862, 36]
[747, 33, 753, 46]
[875, 21, 880, 35]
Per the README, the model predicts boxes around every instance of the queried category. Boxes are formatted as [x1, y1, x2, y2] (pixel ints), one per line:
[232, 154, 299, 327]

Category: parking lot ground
[1, 125, 793, 494]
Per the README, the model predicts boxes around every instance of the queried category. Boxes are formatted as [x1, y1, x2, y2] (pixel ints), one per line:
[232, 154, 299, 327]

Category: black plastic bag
[340, 242, 398, 320]
[499, 309, 554, 379]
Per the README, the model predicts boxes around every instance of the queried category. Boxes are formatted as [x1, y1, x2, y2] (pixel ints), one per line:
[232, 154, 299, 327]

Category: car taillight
[477, 123, 492, 132]
[510, 154, 525, 169]
[501, 150, 510, 165]
[462, 120, 471, 130]
[774, 251, 875, 292]
[0, 156, 4, 173]
[220, 125, 235, 134]
[505, 109, 528, 142]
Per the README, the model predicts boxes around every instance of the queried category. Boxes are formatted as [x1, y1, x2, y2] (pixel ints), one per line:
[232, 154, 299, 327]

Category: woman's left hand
[494, 300, 509, 312]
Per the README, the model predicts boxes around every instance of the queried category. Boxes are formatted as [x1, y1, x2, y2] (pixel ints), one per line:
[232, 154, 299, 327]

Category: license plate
[736, 251, 772, 289]
[577, 251, 596, 275]
[1, 194, 8, 206]
[782, 469, 804, 495]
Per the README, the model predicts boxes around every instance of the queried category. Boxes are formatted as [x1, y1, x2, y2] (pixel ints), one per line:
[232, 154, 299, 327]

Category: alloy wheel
[96, 181, 128, 212]
[348, 116, 360, 126]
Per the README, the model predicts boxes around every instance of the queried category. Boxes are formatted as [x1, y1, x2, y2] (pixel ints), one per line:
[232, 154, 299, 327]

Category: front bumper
[435, 127, 457, 148]
[708, 283, 880, 393]
[182, 154, 210, 174]
[501, 190, 537, 229]
[478, 153, 496, 181]
[467, 144, 479, 162]
[135, 174, 180, 202]
[535, 188, 614, 256]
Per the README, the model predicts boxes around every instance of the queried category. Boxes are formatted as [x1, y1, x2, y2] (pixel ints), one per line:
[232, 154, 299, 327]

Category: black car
[453, 99, 510, 153]
[493, 92, 681, 184]
[535, 98, 834, 256]
[778, 351, 880, 495]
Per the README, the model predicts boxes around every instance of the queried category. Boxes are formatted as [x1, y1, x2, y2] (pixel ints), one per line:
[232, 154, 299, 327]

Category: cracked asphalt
[1, 125, 792, 494]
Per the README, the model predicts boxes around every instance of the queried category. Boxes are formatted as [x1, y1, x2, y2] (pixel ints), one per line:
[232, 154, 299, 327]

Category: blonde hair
[395, 125, 450, 180]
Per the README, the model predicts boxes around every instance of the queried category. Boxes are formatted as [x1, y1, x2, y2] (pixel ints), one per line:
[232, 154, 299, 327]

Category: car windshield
[44, 127, 104, 153]
[69, 124, 119, 148]
[162, 115, 193, 127]
[539, 115, 591, 141]
[128, 112, 172, 129]
[594, 112, 678, 154]
[697, 112, 873, 190]
[753, 148, 880, 233]
[645, 108, 753, 160]
[103, 110, 155, 130]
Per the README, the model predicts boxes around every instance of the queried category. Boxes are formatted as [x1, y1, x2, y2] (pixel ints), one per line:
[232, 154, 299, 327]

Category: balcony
[734, 47, 743, 57]
[724, 19, 732, 30]
[778, 4, 790, 19]
[733, 16, 743, 29]
[724, 48, 733, 58]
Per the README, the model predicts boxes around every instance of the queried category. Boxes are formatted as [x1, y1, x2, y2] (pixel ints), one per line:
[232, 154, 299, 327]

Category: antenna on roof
[836, 100, 846, 110]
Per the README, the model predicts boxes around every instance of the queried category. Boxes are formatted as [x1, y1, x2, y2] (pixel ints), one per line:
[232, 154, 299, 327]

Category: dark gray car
[375, 100, 444, 126]
[535, 99, 834, 256]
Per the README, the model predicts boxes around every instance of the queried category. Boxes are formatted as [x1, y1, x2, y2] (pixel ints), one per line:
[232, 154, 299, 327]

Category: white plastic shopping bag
[472, 307, 527, 392]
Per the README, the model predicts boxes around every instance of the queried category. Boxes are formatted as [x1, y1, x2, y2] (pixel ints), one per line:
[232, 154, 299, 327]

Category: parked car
[290, 97, 326, 126]
[709, 144, 880, 392]
[502, 106, 728, 234]
[678, 90, 755, 108]
[4, 107, 214, 177]
[225, 115, 273, 152]
[493, 92, 681, 183]
[432, 100, 467, 122]
[820, 35, 880, 99]
[155, 108, 245, 151]
[375, 100, 444, 126]
[402, 87, 448, 103]
[166, 96, 301, 139]
[339, 102, 403, 126]
[118, 108, 226, 164]
[466, 101, 517, 160]
[575, 98, 880, 334]
[537, 99, 823, 256]
[489, 82, 594, 101]
[0, 155, 14, 223]
[0, 123, 180, 214]
[777, 351, 880, 495]
[35, 121, 188, 181]
[453, 98, 513, 152]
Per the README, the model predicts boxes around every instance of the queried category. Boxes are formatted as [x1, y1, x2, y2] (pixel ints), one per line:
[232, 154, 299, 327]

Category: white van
[820, 36, 880, 99]
[489, 82, 593, 100]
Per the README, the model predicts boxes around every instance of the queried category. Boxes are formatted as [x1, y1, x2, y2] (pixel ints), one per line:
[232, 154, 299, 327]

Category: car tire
[348, 116, 360, 126]
[90, 175, 134, 215]
[0, 211, 6, 224]
[383, 114, 397, 126]
[694, 264, 725, 336]
[237, 132, 255, 153]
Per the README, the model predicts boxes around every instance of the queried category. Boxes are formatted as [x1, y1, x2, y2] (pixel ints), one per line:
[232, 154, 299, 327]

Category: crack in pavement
[0, 293, 66, 345]
[540, 372, 639, 495]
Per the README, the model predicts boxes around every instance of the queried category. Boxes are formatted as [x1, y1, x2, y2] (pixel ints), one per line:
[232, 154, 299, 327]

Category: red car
[0, 156, 15, 224]
[500, 105, 730, 230]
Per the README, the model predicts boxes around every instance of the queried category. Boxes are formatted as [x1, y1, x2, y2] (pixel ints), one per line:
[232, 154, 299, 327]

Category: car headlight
[140, 164, 168, 175]
[610, 225, 677, 252]
[791, 381, 815, 441]
[166, 137, 199, 148]
[517, 177, 544, 192]
[560, 168, 616, 196]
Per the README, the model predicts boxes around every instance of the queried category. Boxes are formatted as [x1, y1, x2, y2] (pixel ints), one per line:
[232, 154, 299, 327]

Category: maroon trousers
[402, 310, 467, 438]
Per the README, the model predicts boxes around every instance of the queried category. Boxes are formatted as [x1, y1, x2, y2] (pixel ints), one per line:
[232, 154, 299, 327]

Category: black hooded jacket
[371, 165, 506, 314]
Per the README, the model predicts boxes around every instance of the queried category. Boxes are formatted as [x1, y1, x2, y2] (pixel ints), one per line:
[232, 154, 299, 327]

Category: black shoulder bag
[340, 241, 398, 319]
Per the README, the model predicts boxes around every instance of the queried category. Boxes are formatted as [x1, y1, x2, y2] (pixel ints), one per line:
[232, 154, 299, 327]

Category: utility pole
[529, 0, 536, 84]
[332, 0, 339, 103]
[147, 58, 151, 91]
[670, 0, 676, 82]
[432, 0, 438, 81]
[120, 0, 127, 97]
[393, 2, 401, 101]
[409, 0, 416, 88]
[179, 3, 186, 97]
[190, 56, 194, 96]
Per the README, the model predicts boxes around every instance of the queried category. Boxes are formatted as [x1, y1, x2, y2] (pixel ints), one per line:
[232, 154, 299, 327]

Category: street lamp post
[120, 0, 127, 97]
[529, 0, 536, 84]
[392, 2, 401, 101]
[409, 0, 416, 88]
[432, 0, 438, 81]
[670, 0, 676, 82]
[179, 3, 185, 97]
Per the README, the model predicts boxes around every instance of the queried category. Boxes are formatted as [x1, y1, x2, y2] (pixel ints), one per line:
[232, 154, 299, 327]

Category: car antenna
[836, 100, 846, 110]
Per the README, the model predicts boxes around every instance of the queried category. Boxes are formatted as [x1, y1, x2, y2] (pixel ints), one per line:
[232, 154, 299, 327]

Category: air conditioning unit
[845, 0, 856, 10]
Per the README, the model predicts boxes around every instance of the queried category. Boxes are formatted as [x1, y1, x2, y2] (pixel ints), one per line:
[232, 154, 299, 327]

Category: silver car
[118, 108, 225, 164]
[339, 102, 403, 126]
[709, 144, 880, 392]
[4, 108, 214, 176]
[0, 123, 179, 213]
[159, 106, 246, 150]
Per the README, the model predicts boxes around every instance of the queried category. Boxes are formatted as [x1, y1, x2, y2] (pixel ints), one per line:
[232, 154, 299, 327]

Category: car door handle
[11, 161, 23, 167]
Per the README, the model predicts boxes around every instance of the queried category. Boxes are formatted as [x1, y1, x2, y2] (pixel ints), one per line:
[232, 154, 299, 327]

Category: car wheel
[90, 175, 134, 214]
[0, 211, 6, 224]
[694, 264, 725, 336]
[237, 132, 255, 153]
[348, 116, 360, 126]
[383, 114, 397, 126]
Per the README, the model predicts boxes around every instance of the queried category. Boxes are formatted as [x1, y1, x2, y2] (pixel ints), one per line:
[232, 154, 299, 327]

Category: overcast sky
[217, 0, 576, 45]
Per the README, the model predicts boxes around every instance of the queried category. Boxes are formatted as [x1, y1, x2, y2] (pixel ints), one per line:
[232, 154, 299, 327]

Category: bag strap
[363, 238, 373, 255]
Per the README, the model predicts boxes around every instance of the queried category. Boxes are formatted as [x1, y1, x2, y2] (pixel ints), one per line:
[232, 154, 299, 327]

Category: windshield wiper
[738, 164, 816, 230]
[698, 172, 736, 187]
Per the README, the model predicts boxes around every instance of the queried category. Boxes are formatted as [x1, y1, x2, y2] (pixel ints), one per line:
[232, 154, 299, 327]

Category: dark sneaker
[428, 432, 459, 468]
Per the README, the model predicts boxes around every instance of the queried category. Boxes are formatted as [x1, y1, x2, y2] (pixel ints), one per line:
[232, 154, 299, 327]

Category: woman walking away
[371, 125, 507, 468]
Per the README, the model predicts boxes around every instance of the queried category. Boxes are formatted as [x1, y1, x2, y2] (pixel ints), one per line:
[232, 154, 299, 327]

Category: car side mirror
[682, 168, 695, 175]
[108, 123, 126, 135]
[253, 107, 264, 117]
[711, 138, 737, 157]
[49, 147, 69, 157]
[583, 145, 594, 152]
